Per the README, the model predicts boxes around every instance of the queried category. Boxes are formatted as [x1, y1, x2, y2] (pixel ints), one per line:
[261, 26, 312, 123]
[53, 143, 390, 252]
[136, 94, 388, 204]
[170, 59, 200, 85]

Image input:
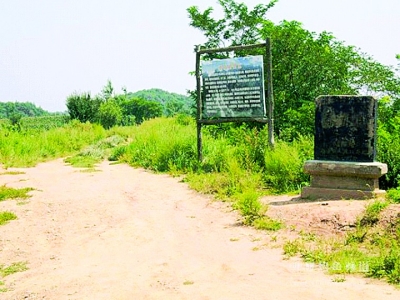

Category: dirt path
[0, 159, 399, 299]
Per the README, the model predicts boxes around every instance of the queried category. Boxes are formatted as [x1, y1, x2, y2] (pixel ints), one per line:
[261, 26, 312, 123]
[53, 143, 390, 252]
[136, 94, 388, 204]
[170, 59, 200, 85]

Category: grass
[387, 187, 400, 203]
[0, 211, 17, 226]
[0, 262, 28, 277]
[0, 185, 34, 201]
[332, 275, 346, 283]
[0, 280, 7, 292]
[64, 134, 126, 168]
[281, 198, 400, 284]
[0, 171, 25, 176]
[0, 121, 106, 168]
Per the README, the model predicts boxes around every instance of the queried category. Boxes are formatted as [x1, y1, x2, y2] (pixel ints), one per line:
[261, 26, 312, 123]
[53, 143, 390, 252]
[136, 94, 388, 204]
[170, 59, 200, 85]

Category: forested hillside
[0, 102, 50, 118]
[127, 89, 193, 116]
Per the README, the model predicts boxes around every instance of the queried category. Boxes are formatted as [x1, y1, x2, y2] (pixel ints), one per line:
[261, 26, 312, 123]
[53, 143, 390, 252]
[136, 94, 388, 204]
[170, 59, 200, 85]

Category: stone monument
[301, 95, 387, 200]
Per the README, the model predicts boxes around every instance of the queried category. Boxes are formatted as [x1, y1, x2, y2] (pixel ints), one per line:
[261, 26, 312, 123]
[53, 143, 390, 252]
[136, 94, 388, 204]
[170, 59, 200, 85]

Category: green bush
[66, 92, 102, 123]
[98, 100, 123, 129]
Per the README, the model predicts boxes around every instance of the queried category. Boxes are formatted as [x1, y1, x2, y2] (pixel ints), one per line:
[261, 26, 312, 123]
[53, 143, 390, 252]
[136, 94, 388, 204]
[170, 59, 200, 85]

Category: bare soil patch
[0, 159, 399, 299]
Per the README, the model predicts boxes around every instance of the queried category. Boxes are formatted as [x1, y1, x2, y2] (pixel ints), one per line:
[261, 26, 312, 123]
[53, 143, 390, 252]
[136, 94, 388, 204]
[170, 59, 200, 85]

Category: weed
[387, 187, 400, 203]
[233, 190, 266, 225]
[0, 171, 25, 176]
[64, 155, 100, 168]
[253, 216, 283, 231]
[79, 168, 101, 173]
[16, 200, 29, 206]
[0, 211, 17, 226]
[332, 275, 346, 282]
[0, 262, 28, 277]
[283, 240, 302, 257]
[0, 185, 34, 201]
[183, 280, 194, 285]
[299, 231, 317, 242]
[230, 238, 239, 242]
[358, 200, 389, 226]
[0, 280, 7, 292]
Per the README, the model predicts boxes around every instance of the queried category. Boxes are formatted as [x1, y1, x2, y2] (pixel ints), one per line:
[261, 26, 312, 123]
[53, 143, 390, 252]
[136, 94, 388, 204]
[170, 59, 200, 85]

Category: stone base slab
[301, 187, 386, 200]
[301, 160, 387, 200]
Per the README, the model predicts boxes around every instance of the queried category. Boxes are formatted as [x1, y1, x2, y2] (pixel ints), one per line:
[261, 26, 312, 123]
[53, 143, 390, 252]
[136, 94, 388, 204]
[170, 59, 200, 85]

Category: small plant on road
[0, 185, 33, 201]
[0, 262, 28, 277]
[0, 211, 17, 226]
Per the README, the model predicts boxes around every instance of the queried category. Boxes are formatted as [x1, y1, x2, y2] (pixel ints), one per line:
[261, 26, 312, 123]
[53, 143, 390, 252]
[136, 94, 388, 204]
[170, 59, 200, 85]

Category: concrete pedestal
[301, 160, 388, 200]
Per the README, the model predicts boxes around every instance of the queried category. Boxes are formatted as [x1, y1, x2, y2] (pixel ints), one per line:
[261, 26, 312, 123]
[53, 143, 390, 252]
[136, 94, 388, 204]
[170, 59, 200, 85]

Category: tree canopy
[0, 101, 50, 119]
[188, 0, 400, 138]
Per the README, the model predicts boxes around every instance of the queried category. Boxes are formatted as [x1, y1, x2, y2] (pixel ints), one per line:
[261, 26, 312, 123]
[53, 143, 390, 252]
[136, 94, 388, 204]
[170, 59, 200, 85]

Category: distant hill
[0, 101, 50, 119]
[127, 89, 194, 116]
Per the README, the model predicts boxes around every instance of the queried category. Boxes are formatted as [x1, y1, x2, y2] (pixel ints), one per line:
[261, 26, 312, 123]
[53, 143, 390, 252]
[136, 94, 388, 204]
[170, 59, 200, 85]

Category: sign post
[195, 39, 274, 161]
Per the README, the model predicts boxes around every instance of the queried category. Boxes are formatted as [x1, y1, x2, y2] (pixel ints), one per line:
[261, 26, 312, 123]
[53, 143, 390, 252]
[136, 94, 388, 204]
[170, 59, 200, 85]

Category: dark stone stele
[314, 95, 377, 162]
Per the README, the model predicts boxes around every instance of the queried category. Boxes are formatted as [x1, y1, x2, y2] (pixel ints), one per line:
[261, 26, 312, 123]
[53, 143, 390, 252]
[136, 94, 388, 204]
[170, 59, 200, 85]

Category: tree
[120, 97, 162, 124]
[188, 0, 278, 53]
[66, 92, 102, 123]
[187, 1, 400, 138]
[98, 99, 122, 129]
[127, 88, 193, 116]
[0, 102, 49, 119]
[101, 80, 114, 100]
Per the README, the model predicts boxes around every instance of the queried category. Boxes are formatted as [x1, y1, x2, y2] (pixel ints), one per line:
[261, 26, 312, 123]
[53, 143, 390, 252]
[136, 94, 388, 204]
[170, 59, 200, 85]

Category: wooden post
[266, 38, 275, 148]
[195, 46, 203, 162]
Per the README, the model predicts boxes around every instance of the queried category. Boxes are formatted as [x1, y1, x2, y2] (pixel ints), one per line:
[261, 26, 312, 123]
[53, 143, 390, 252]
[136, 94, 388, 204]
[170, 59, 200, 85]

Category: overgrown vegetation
[0, 120, 106, 167]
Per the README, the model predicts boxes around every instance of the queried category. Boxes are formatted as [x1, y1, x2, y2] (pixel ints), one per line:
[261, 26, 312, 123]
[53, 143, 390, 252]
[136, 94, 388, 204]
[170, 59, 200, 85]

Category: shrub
[98, 100, 122, 129]
[66, 92, 102, 123]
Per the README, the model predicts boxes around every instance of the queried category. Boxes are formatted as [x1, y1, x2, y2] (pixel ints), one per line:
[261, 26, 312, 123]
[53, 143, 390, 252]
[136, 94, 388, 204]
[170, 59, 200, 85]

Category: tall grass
[263, 137, 313, 193]
[111, 117, 198, 172]
[110, 117, 313, 195]
[0, 120, 106, 167]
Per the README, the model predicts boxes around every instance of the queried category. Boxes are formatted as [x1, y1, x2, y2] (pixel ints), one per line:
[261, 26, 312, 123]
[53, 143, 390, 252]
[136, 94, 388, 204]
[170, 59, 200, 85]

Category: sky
[0, 0, 399, 112]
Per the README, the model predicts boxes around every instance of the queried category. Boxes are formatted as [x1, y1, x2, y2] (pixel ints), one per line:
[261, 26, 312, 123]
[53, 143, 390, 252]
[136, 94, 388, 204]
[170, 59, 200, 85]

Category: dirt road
[0, 159, 399, 299]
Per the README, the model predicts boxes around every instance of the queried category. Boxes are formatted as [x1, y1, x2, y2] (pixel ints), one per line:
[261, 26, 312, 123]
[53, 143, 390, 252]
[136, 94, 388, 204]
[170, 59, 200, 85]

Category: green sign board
[201, 55, 266, 119]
